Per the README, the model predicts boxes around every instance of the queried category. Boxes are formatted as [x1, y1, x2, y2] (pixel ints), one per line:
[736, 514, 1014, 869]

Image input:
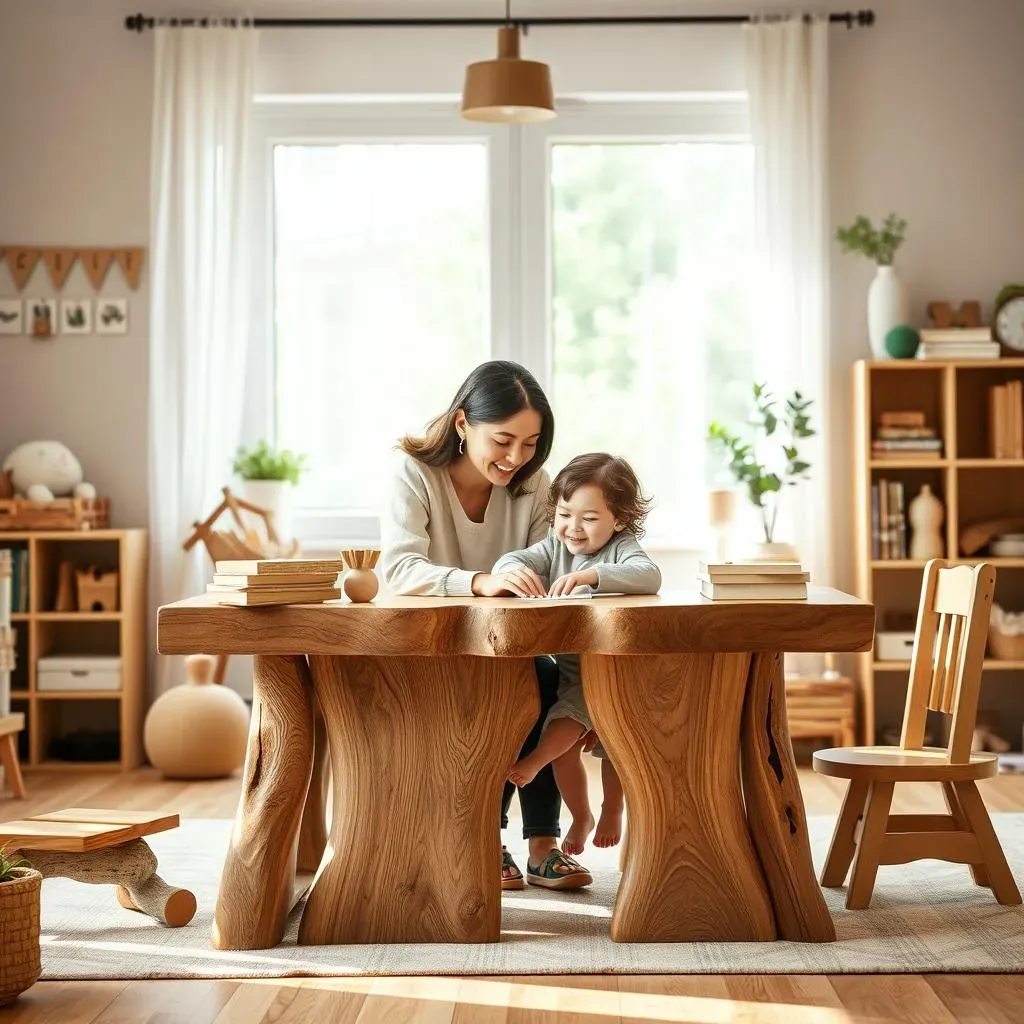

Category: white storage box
[876, 631, 916, 661]
[37, 655, 121, 692]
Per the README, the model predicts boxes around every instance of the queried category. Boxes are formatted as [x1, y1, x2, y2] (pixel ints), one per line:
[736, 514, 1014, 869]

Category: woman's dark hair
[399, 360, 554, 498]
[547, 453, 653, 539]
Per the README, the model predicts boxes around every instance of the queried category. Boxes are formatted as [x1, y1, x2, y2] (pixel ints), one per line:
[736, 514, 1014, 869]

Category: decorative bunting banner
[42, 248, 78, 290]
[6, 248, 40, 290]
[0, 246, 146, 290]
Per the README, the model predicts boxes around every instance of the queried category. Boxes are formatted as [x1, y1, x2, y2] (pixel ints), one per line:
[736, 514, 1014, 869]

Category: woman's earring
[458, 435, 464, 455]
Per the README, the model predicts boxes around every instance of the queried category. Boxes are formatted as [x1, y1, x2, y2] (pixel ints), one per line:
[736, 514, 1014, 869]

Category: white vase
[867, 265, 909, 360]
[241, 479, 293, 541]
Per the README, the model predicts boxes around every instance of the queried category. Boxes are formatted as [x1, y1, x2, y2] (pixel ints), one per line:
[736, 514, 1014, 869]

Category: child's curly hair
[546, 453, 654, 539]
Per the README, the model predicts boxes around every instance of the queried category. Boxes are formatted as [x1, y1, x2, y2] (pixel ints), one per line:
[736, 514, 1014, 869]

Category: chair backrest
[899, 559, 996, 762]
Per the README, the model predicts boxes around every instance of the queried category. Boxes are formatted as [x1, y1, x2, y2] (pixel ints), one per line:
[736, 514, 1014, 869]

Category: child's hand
[548, 569, 599, 597]
[474, 567, 547, 598]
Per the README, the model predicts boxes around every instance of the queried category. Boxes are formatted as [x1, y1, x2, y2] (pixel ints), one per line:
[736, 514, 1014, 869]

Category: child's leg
[593, 759, 624, 848]
[509, 716, 586, 787]
[553, 741, 595, 856]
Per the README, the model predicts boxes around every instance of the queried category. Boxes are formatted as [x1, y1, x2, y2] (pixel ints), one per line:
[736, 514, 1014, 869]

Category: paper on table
[519, 592, 627, 600]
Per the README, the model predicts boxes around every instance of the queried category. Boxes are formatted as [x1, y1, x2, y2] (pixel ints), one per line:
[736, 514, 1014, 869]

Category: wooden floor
[2, 764, 1023, 1023]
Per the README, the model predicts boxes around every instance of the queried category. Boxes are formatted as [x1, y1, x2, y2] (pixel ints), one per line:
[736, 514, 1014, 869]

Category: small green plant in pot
[0, 843, 42, 1007]
[707, 382, 815, 558]
[232, 440, 309, 543]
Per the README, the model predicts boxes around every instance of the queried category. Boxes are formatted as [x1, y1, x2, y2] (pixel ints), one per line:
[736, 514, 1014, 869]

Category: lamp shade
[461, 26, 556, 123]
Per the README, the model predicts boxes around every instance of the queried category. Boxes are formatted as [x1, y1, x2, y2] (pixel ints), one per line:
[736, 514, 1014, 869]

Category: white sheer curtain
[149, 25, 257, 694]
[743, 16, 832, 610]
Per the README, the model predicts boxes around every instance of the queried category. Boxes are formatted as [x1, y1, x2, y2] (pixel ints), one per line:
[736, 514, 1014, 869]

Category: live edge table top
[157, 587, 875, 658]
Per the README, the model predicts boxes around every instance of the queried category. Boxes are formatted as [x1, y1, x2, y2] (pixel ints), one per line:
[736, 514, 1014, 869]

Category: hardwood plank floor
[2, 764, 1022, 1023]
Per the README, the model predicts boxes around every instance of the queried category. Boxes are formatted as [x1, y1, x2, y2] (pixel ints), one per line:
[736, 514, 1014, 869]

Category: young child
[493, 452, 661, 856]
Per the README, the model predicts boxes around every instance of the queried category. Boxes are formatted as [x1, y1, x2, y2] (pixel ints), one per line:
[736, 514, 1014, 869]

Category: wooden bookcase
[0, 528, 147, 771]
[852, 358, 1024, 747]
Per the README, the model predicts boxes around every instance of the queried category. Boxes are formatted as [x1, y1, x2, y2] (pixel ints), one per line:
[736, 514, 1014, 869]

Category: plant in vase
[835, 212, 908, 361]
[0, 843, 41, 1006]
[707, 382, 814, 560]
[232, 439, 309, 543]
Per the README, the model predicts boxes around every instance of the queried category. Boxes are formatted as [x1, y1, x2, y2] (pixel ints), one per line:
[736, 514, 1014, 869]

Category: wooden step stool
[0, 713, 26, 798]
[0, 808, 196, 927]
[785, 674, 857, 748]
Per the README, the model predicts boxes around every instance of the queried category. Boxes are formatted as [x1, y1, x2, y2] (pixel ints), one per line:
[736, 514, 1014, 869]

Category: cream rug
[38, 817, 1024, 978]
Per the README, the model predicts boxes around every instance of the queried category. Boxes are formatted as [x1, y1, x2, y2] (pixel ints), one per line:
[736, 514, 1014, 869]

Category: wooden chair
[814, 559, 1021, 910]
[0, 713, 26, 799]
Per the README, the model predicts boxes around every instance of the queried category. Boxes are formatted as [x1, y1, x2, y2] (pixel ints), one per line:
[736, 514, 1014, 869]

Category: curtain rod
[125, 10, 876, 33]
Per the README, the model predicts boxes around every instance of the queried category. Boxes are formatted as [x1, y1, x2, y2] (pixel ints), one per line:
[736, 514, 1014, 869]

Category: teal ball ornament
[884, 324, 920, 359]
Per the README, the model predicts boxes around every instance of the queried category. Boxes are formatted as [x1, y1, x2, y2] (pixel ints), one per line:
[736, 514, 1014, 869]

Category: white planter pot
[867, 265, 908, 360]
[241, 480, 294, 542]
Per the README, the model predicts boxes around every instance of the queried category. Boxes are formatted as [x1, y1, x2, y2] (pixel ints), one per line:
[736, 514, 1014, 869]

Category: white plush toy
[2, 441, 96, 502]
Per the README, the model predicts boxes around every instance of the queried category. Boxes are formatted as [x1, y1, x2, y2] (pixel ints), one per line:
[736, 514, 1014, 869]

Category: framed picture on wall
[0, 298, 23, 335]
[61, 298, 92, 335]
[29, 297, 57, 339]
[96, 298, 128, 335]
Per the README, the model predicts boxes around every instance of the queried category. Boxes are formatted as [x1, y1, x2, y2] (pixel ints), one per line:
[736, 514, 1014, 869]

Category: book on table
[213, 558, 344, 576]
[697, 560, 809, 601]
[206, 584, 342, 607]
[212, 571, 340, 588]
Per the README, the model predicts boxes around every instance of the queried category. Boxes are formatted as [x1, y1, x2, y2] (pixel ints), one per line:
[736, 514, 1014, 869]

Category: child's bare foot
[593, 806, 623, 848]
[509, 752, 545, 788]
[561, 812, 595, 856]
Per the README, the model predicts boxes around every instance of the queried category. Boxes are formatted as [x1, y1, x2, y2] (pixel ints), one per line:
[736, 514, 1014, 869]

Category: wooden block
[0, 819, 136, 852]
[30, 808, 180, 840]
[0, 713, 25, 736]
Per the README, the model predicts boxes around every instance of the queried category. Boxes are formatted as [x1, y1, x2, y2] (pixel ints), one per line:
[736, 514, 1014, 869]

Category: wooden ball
[144, 656, 250, 778]
[343, 568, 379, 603]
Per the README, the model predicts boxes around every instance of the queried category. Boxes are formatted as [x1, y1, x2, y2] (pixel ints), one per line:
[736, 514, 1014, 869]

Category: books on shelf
[871, 478, 907, 560]
[917, 329, 999, 360]
[872, 410, 942, 459]
[209, 559, 343, 607]
[697, 561, 809, 601]
[988, 381, 1024, 459]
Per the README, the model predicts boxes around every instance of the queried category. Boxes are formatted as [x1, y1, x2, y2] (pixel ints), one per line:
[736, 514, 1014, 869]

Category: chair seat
[813, 745, 998, 782]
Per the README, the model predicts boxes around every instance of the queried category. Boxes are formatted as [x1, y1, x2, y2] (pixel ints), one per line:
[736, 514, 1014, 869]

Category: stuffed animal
[2, 441, 96, 501]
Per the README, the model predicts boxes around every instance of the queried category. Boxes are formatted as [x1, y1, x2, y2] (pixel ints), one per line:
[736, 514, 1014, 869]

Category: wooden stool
[0, 808, 196, 926]
[0, 713, 26, 798]
[785, 675, 856, 749]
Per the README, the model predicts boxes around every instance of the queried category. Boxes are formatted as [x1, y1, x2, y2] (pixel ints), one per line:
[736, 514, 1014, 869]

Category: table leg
[212, 654, 315, 950]
[297, 692, 330, 874]
[581, 652, 776, 942]
[300, 654, 538, 944]
[741, 652, 835, 941]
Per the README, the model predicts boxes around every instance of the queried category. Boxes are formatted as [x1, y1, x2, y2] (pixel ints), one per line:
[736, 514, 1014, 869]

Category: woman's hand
[548, 569, 599, 597]
[472, 567, 547, 598]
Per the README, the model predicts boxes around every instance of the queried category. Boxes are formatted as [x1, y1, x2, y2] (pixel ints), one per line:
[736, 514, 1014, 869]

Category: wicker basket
[0, 868, 42, 1007]
[989, 624, 1024, 662]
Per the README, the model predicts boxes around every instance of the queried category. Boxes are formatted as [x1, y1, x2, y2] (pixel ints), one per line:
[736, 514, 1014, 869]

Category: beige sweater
[381, 453, 552, 596]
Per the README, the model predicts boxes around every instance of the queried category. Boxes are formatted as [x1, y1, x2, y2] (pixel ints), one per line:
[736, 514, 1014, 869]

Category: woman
[381, 359, 593, 891]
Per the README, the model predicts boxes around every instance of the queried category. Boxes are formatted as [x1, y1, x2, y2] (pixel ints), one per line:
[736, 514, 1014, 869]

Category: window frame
[246, 97, 750, 549]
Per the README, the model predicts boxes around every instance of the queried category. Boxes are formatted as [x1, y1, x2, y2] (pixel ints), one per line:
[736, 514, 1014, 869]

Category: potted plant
[707, 382, 815, 561]
[232, 440, 308, 542]
[835, 212, 908, 360]
[0, 844, 41, 1006]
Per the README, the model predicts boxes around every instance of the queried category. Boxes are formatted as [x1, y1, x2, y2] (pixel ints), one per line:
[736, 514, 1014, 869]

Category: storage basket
[0, 867, 42, 1007]
[988, 624, 1024, 661]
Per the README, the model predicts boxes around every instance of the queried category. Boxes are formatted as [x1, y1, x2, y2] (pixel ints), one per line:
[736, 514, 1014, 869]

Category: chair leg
[0, 733, 25, 798]
[941, 781, 988, 887]
[846, 779, 894, 910]
[953, 781, 1021, 906]
[820, 778, 869, 887]
[214, 653, 230, 685]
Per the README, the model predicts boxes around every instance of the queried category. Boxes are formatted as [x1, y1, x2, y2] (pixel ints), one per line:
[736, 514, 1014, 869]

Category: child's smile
[553, 483, 623, 556]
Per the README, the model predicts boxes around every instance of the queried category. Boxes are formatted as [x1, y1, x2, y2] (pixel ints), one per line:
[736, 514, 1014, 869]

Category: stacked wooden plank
[207, 558, 343, 607]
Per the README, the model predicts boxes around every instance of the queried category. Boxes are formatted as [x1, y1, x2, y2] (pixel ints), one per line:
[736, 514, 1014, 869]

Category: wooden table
[157, 588, 874, 949]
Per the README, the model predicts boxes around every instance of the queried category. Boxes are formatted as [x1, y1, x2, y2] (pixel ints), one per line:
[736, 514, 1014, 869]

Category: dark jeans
[501, 655, 562, 838]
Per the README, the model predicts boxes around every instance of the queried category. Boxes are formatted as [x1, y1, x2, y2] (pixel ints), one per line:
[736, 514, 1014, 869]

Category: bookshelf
[0, 528, 147, 771]
[853, 358, 1024, 749]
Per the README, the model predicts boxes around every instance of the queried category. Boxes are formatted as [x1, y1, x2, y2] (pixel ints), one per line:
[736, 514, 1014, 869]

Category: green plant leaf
[232, 439, 309, 485]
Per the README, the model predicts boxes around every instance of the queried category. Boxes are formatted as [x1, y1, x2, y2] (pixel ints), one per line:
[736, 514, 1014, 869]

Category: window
[250, 100, 753, 547]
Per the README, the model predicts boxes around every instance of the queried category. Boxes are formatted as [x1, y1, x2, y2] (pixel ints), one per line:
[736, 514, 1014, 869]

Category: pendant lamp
[461, 5, 555, 123]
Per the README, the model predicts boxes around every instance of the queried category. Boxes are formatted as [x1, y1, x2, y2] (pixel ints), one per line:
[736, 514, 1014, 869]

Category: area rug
[38, 816, 1024, 978]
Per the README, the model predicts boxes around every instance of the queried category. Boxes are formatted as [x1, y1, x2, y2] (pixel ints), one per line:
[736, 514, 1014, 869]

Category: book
[698, 561, 803, 576]
[699, 571, 809, 585]
[700, 581, 808, 601]
[213, 558, 345, 576]
[212, 572, 340, 588]
[208, 585, 341, 607]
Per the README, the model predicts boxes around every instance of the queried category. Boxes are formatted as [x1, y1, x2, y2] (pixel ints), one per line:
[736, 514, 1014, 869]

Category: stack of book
[207, 558, 343, 606]
[871, 410, 942, 459]
[697, 561, 809, 601]
[917, 327, 1000, 360]
[988, 381, 1024, 458]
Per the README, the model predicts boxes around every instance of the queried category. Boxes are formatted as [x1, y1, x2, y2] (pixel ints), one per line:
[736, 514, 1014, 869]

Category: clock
[993, 284, 1024, 354]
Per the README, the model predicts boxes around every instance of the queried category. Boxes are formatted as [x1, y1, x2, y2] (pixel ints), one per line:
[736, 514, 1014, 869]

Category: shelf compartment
[957, 466, 1024, 557]
[36, 697, 120, 767]
[31, 537, 121, 614]
[869, 363, 949, 454]
[955, 364, 1024, 459]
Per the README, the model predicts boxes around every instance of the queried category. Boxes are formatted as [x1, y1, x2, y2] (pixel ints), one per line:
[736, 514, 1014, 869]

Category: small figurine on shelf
[908, 484, 944, 560]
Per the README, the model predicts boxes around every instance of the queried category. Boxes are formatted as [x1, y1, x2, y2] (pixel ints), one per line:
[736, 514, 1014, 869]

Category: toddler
[493, 452, 661, 855]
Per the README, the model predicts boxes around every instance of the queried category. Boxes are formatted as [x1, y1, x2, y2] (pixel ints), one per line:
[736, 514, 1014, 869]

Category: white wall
[1, 0, 1022, 694]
